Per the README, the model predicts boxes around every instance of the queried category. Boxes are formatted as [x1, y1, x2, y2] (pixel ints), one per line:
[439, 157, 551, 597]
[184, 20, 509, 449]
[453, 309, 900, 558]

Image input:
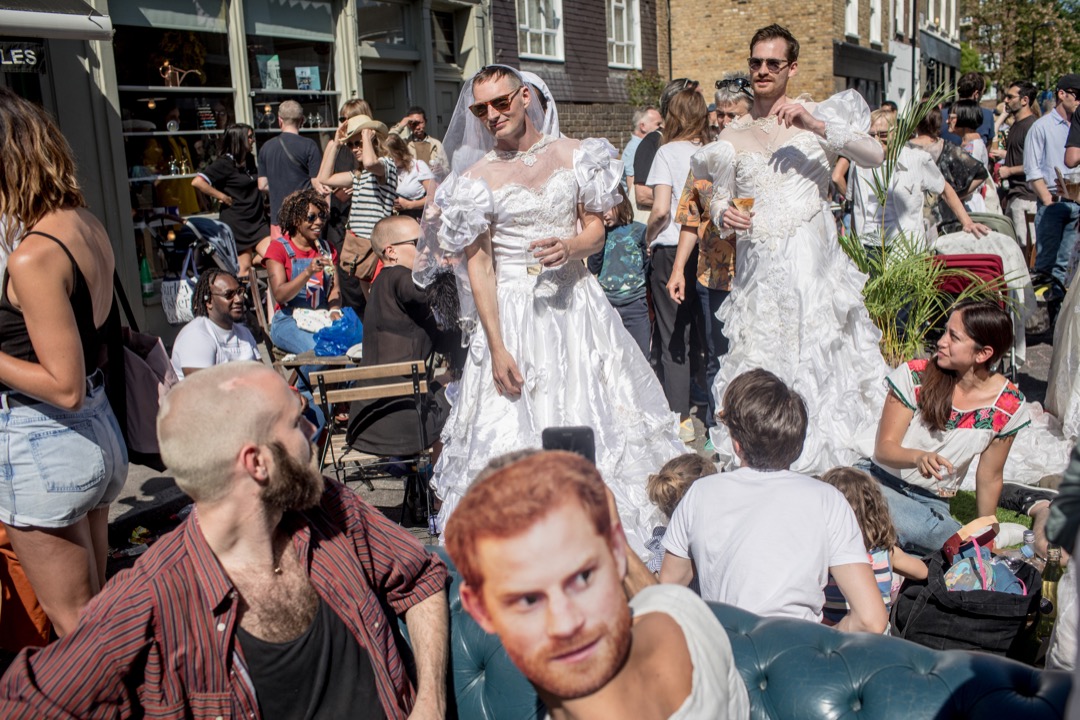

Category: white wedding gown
[696, 91, 890, 474]
[432, 135, 687, 553]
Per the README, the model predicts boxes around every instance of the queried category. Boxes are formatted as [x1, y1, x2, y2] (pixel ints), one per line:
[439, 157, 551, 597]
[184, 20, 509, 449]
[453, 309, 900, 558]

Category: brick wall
[559, 102, 636, 149]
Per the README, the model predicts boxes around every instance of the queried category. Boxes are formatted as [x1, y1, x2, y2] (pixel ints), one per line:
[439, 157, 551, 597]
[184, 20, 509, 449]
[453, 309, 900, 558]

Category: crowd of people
[4, 18, 1080, 719]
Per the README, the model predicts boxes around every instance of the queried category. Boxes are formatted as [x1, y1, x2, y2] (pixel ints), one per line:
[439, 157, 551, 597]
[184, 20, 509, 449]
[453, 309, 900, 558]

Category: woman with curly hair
[0, 88, 127, 636]
[263, 189, 341, 357]
[819, 467, 926, 627]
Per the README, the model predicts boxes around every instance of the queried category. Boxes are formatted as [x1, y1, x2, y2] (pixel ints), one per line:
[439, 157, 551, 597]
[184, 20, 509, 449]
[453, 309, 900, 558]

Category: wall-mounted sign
[0, 42, 45, 74]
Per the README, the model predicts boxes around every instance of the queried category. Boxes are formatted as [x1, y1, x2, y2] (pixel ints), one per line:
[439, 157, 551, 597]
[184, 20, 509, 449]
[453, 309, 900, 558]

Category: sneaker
[679, 418, 696, 442]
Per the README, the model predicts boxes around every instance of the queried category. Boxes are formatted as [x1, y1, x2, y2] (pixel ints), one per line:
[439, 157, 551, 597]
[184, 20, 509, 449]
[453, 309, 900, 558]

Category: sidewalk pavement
[106, 329, 1059, 570]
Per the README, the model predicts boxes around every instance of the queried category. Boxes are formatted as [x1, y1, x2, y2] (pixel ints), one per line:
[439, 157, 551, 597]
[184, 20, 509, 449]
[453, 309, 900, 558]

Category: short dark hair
[881, 100, 898, 112]
[750, 24, 799, 63]
[721, 369, 807, 470]
[951, 99, 982, 131]
[277, 188, 328, 236]
[472, 65, 523, 92]
[406, 105, 427, 119]
[916, 106, 943, 138]
[1010, 81, 1038, 108]
[957, 72, 985, 98]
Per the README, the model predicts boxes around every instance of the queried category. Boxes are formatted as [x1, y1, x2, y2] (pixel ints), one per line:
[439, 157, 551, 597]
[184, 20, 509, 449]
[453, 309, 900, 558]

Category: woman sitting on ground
[871, 300, 1029, 554]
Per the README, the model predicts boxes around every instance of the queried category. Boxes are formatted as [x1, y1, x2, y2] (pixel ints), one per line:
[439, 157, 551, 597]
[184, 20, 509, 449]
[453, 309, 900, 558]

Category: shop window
[606, 0, 640, 69]
[357, 0, 409, 46]
[517, 0, 563, 61]
[245, 0, 339, 144]
[432, 10, 457, 65]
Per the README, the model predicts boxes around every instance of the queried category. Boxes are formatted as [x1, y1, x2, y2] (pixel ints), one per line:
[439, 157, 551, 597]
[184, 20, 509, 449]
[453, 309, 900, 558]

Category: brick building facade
[491, 0, 660, 145]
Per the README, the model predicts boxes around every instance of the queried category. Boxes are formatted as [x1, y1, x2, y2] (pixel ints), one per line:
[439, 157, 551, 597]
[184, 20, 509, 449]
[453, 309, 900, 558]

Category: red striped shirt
[0, 480, 446, 719]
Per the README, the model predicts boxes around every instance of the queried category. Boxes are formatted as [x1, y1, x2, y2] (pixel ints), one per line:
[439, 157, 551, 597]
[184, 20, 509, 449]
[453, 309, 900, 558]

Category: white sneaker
[679, 418, 696, 442]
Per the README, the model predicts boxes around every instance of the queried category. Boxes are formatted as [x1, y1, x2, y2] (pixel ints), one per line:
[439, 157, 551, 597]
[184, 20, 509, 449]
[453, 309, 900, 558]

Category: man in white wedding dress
[691, 25, 889, 474]
[413, 65, 686, 553]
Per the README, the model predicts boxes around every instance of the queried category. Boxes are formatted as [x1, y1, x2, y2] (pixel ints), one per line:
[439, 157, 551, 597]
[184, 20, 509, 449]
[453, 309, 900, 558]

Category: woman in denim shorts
[0, 89, 128, 637]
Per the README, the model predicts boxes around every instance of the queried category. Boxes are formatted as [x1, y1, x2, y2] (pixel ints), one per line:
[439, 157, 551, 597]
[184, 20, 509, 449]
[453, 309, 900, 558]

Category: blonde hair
[383, 133, 413, 171]
[0, 88, 85, 247]
[340, 98, 373, 119]
[820, 467, 897, 551]
[869, 108, 896, 130]
[646, 453, 717, 519]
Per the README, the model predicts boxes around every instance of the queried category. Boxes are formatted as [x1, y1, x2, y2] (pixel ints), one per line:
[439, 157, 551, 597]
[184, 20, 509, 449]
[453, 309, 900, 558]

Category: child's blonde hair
[820, 467, 898, 551]
[647, 453, 717, 519]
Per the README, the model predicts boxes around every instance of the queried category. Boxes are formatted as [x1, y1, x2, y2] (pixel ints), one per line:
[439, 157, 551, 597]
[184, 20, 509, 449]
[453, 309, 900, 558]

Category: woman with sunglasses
[170, 269, 260, 380]
[264, 189, 341, 357]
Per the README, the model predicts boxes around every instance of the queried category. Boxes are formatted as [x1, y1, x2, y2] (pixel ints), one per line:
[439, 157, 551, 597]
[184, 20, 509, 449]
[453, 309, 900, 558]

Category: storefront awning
[919, 29, 961, 69]
[833, 42, 895, 82]
[0, 0, 113, 41]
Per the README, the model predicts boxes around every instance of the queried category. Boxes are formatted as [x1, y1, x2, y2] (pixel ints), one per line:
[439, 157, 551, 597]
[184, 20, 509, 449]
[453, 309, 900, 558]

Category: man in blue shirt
[1024, 74, 1080, 295]
[622, 107, 662, 188]
[941, 72, 995, 147]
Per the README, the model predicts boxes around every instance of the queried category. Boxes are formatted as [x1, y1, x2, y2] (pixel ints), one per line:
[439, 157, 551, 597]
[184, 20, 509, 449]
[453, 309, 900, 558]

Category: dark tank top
[0, 231, 105, 392]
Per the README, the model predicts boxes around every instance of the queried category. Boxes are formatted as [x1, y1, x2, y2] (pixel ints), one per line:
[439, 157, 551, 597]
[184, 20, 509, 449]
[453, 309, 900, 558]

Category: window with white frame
[845, 0, 859, 37]
[606, 0, 640, 68]
[870, 0, 881, 43]
[517, 0, 563, 61]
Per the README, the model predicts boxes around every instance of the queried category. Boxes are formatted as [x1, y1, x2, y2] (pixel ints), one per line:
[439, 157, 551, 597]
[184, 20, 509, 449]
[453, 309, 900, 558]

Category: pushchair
[144, 213, 240, 325]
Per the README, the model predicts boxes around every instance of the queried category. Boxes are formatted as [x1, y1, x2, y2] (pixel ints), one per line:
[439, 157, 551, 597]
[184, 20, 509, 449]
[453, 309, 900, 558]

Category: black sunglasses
[748, 57, 790, 74]
[211, 288, 245, 301]
[389, 238, 419, 248]
[469, 86, 524, 118]
[338, 115, 347, 123]
[716, 77, 753, 99]
[305, 211, 328, 223]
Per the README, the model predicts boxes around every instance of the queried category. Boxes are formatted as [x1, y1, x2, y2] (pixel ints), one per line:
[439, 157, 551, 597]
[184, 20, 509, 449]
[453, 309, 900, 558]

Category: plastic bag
[313, 307, 363, 356]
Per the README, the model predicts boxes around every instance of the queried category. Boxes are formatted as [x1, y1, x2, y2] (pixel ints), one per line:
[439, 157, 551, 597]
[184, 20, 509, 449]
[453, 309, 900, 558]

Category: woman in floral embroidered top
[872, 301, 1029, 554]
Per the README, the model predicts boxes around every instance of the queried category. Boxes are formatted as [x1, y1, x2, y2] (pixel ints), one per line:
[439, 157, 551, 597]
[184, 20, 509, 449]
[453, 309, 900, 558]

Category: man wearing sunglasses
[690, 24, 889, 476]
[416, 64, 685, 553]
[170, 269, 261, 380]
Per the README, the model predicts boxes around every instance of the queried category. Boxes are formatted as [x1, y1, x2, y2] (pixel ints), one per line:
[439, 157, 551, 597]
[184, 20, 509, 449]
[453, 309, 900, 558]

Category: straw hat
[343, 114, 388, 140]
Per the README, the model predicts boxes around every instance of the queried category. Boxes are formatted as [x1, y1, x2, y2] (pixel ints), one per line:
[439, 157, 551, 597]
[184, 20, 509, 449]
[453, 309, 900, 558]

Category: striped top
[822, 547, 893, 625]
[349, 156, 399, 239]
[0, 480, 447, 720]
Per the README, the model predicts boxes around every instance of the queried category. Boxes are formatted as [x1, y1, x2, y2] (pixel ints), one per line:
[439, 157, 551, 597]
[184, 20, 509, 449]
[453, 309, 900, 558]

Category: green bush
[626, 70, 667, 109]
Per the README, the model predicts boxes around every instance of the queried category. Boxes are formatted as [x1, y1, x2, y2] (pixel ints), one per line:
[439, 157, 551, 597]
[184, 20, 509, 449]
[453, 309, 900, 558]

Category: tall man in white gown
[414, 66, 686, 553]
[692, 25, 888, 474]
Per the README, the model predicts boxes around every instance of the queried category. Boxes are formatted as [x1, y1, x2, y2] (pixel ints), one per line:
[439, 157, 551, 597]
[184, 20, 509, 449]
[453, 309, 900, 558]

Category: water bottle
[140, 256, 154, 298]
[1021, 530, 1046, 572]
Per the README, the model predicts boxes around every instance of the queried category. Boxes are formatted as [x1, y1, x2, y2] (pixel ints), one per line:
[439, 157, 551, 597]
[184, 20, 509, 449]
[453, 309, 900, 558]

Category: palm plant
[838, 85, 1008, 367]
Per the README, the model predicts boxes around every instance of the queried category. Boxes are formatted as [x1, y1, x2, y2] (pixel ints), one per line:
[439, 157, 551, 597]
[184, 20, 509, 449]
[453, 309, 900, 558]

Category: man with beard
[446, 450, 749, 719]
[0, 363, 449, 720]
[170, 269, 261, 379]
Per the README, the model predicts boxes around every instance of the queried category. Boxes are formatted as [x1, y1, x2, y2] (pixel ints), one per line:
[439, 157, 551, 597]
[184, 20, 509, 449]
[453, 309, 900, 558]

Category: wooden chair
[247, 267, 287, 369]
[312, 361, 433, 528]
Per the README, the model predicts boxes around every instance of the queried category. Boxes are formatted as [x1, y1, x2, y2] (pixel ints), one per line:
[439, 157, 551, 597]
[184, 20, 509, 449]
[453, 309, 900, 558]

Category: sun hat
[343, 114, 388, 140]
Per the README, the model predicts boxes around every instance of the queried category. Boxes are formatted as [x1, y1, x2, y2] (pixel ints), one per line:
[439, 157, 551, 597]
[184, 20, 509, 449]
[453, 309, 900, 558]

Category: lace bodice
[488, 168, 578, 278]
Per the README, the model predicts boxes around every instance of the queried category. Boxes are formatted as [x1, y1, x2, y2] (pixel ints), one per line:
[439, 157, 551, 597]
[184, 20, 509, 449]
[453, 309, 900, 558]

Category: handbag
[341, 228, 379, 282]
[160, 248, 196, 325]
[107, 273, 180, 457]
[891, 548, 1043, 660]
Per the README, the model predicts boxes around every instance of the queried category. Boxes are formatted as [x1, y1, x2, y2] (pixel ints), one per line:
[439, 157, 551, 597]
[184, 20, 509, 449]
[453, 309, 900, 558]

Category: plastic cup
[936, 468, 962, 498]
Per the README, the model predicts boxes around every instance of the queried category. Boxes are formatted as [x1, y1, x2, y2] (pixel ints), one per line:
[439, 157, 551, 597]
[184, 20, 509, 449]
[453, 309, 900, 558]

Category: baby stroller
[144, 213, 239, 324]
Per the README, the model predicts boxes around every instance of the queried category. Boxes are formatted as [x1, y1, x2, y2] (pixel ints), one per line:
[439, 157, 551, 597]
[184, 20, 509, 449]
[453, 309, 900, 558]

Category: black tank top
[0, 231, 105, 391]
[236, 598, 387, 719]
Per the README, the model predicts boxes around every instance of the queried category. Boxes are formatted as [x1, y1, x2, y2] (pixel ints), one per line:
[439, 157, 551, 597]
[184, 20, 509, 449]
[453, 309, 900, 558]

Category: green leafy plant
[625, 70, 667, 109]
[838, 85, 1010, 367]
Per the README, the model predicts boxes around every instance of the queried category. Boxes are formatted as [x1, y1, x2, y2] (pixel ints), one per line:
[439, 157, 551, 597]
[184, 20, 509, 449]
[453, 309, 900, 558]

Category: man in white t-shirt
[171, 270, 261, 380]
[660, 369, 888, 632]
[446, 450, 749, 720]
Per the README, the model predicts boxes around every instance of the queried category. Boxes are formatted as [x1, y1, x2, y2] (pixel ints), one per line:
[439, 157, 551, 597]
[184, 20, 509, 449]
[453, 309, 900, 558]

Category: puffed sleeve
[434, 172, 494, 253]
[574, 137, 624, 213]
[690, 141, 736, 231]
[811, 89, 884, 169]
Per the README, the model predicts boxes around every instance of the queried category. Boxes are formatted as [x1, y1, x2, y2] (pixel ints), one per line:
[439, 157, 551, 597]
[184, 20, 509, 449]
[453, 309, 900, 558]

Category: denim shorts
[0, 382, 128, 528]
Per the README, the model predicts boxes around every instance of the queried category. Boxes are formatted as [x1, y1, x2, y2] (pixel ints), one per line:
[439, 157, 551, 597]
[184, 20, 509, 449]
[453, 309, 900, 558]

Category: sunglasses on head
[469, 86, 524, 118]
[748, 57, 790, 74]
[716, 77, 753, 95]
[305, 211, 327, 223]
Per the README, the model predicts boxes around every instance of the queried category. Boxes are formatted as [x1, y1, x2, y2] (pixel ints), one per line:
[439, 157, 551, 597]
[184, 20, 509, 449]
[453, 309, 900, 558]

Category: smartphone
[541, 426, 596, 464]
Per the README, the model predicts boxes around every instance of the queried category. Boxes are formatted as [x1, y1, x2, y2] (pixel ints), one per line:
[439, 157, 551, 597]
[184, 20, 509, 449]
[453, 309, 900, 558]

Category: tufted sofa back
[425, 549, 1070, 720]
